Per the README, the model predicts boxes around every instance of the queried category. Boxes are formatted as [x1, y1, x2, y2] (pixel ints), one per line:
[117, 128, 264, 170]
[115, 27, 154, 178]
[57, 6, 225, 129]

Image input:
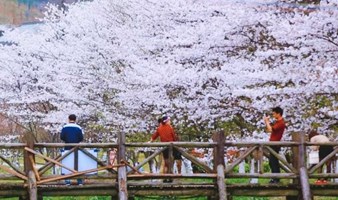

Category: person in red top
[264, 106, 286, 184]
[149, 115, 182, 181]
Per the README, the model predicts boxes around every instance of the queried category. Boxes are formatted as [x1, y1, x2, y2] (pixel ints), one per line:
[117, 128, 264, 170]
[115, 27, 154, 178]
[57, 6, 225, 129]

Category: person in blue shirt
[61, 114, 83, 150]
[60, 114, 84, 185]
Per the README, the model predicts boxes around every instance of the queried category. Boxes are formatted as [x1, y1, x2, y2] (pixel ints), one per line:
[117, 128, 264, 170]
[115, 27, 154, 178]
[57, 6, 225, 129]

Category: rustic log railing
[0, 132, 337, 199]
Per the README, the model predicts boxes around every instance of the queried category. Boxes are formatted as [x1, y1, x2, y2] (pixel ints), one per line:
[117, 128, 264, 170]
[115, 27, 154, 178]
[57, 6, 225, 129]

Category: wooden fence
[0, 131, 337, 200]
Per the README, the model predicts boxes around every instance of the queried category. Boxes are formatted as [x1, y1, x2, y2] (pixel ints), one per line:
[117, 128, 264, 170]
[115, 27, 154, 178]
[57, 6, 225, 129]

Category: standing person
[308, 130, 334, 184]
[60, 114, 84, 185]
[264, 107, 286, 184]
[149, 115, 182, 182]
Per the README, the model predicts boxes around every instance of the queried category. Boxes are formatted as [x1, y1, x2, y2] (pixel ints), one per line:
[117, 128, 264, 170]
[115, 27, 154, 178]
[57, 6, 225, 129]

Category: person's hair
[308, 130, 319, 140]
[68, 114, 77, 121]
[158, 117, 162, 124]
[161, 115, 170, 125]
[272, 107, 283, 116]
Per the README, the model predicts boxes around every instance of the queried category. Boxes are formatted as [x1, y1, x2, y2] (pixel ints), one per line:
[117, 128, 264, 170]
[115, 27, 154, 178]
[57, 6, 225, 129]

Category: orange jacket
[151, 124, 177, 142]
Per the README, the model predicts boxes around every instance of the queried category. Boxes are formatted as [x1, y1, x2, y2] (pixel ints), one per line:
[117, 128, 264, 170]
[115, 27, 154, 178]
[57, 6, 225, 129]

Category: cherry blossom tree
[0, 0, 336, 141]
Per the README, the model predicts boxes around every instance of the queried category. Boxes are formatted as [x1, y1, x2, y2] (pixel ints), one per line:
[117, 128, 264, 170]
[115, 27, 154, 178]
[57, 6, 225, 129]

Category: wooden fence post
[298, 132, 313, 200]
[286, 132, 300, 200]
[28, 170, 37, 200]
[74, 148, 79, 171]
[23, 131, 35, 176]
[291, 132, 300, 180]
[288, 132, 313, 200]
[212, 131, 225, 200]
[217, 164, 227, 200]
[213, 131, 225, 172]
[118, 132, 128, 200]
[23, 131, 37, 200]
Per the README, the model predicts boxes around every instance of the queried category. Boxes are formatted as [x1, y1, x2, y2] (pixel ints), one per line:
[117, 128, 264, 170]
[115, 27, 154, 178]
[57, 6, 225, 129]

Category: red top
[269, 118, 286, 141]
[151, 124, 177, 142]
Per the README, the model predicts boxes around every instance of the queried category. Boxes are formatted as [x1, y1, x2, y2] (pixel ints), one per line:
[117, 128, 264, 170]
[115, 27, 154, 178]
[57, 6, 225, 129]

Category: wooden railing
[0, 132, 337, 200]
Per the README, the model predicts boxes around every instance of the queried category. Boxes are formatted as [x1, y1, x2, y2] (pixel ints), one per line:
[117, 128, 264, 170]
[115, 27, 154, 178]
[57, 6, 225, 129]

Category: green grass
[134, 197, 207, 200]
[43, 197, 110, 200]
[37, 196, 338, 200]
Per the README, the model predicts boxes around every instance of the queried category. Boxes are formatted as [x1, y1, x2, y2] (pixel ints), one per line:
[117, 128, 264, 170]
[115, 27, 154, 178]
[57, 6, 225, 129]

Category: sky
[0, 0, 78, 25]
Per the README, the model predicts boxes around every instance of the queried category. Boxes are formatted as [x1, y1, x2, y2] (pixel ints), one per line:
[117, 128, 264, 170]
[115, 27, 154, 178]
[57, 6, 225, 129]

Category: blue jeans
[77, 179, 83, 185]
[65, 179, 83, 185]
[65, 179, 71, 185]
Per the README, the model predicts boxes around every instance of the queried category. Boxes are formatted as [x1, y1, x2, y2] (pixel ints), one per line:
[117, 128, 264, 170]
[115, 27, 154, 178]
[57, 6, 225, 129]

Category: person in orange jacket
[149, 115, 182, 182]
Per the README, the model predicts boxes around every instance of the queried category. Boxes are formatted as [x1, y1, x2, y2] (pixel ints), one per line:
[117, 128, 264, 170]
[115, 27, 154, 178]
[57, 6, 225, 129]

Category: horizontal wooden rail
[306, 142, 338, 146]
[225, 173, 297, 178]
[126, 142, 218, 148]
[128, 173, 218, 179]
[35, 143, 119, 148]
[224, 141, 299, 147]
[0, 143, 27, 148]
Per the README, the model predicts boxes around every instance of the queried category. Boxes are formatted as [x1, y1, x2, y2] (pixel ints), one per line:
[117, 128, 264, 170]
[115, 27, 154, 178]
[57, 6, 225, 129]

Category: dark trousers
[269, 146, 281, 174]
[319, 145, 334, 174]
